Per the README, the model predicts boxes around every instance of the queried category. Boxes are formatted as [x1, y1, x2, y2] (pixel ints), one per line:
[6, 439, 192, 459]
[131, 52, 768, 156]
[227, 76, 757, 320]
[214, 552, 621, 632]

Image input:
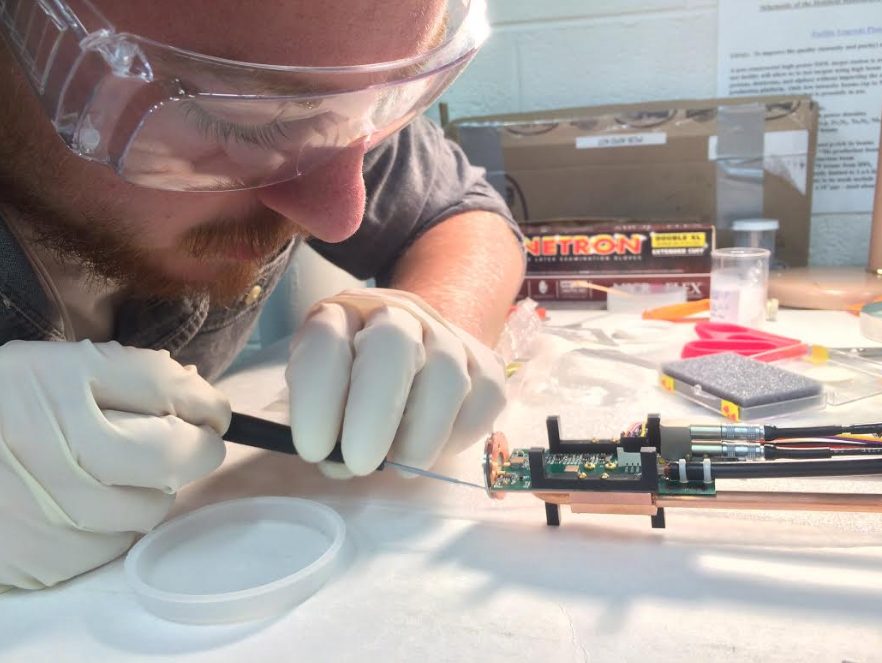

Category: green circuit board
[491, 448, 716, 496]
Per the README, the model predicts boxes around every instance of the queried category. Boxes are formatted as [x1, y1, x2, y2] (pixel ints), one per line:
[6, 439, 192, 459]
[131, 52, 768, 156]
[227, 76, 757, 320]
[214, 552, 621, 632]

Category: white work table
[2, 308, 882, 662]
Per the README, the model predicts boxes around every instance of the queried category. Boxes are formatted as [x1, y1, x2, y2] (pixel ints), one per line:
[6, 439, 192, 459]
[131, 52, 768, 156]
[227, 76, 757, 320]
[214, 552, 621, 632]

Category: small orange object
[483, 432, 511, 500]
[642, 298, 710, 322]
[720, 400, 741, 421]
[847, 297, 882, 316]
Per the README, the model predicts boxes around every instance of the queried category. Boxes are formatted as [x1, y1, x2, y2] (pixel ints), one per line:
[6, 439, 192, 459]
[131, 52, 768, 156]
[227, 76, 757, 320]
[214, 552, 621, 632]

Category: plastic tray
[124, 497, 346, 624]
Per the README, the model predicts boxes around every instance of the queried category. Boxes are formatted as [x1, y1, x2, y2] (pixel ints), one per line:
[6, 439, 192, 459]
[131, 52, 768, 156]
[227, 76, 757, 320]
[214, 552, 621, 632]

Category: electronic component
[484, 414, 882, 528]
[483, 432, 510, 500]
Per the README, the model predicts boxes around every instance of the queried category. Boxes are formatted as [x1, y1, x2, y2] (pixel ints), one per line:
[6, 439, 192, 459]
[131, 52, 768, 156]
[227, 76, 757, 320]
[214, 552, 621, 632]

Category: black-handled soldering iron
[224, 411, 485, 489]
[225, 411, 355, 465]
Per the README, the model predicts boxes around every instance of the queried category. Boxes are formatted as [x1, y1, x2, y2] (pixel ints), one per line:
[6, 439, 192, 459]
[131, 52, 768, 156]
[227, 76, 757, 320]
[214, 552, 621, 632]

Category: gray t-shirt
[309, 115, 518, 285]
[0, 116, 520, 380]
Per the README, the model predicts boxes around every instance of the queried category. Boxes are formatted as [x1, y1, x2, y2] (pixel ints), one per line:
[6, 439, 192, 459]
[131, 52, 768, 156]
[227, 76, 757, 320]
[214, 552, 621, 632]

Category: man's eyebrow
[424, 11, 450, 52]
[167, 60, 321, 96]
[167, 11, 451, 97]
[246, 13, 451, 95]
[195, 69, 323, 96]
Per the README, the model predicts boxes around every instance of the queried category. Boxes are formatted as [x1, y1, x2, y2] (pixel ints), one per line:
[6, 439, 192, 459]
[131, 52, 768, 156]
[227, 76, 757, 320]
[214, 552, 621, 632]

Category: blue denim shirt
[0, 117, 518, 381]
[0, 215, 295, 381]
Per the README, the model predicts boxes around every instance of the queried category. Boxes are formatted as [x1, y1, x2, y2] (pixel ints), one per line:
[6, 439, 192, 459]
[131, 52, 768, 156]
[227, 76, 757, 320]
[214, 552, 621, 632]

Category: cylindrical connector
[689, 425, 765, 443]
[691, 442, 765, 461]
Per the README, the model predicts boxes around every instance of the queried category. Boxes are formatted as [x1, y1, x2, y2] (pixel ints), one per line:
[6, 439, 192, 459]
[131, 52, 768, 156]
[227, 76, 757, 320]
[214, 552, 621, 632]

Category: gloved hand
[286, 288, 507, 477]
[0, 340, 229, 590]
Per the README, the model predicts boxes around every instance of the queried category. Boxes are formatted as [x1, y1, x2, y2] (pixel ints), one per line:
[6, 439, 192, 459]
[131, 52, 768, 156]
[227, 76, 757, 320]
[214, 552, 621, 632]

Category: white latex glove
[0, 340, 229, 590]
[286, 288, 507, 477]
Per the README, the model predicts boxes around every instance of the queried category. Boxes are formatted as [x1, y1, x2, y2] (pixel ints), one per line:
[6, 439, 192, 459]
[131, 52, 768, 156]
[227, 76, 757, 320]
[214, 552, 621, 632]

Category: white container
[731, 218, 779, 259]
[605, 282, 687, 314]
[124, 497, 347, 624]
[710, 247, 770, 328]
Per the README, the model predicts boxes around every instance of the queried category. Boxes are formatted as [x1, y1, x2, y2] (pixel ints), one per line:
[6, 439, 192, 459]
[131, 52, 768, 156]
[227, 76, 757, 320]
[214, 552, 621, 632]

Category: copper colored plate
[656, 490, 882, 513]
[482, 432, 510, 500]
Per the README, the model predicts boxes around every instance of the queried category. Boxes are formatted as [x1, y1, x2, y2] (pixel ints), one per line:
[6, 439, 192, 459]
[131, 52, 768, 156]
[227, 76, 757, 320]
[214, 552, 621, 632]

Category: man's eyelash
[183, 102, 290, 148]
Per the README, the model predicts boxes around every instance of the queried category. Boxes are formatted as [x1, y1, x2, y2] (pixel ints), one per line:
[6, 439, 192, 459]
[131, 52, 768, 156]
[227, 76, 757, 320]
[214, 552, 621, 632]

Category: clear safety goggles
[0, 0, 488, 191]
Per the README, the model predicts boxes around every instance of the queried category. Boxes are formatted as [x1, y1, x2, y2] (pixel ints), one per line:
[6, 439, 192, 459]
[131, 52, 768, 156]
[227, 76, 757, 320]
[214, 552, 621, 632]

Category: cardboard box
[518, 218, 714, 302]
[448, 95, 818, 268]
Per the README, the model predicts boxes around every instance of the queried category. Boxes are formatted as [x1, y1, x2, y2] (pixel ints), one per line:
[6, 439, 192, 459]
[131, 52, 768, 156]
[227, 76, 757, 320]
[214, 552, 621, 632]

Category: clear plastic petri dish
[124, 496, 347, 624]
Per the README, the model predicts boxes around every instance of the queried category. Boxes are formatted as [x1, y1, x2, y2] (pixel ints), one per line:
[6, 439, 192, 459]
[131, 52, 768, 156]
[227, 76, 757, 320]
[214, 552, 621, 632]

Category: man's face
[0, 0, 446, 303]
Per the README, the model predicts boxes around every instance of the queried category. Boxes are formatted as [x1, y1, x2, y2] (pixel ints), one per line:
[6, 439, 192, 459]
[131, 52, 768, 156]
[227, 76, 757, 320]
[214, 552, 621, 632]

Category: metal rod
[384, 461, 486, 490]
[656, 491, 882, 513]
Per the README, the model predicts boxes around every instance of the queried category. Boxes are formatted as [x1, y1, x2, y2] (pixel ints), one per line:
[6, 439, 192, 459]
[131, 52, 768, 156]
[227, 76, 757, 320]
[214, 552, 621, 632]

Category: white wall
[435, 0, 873, 266]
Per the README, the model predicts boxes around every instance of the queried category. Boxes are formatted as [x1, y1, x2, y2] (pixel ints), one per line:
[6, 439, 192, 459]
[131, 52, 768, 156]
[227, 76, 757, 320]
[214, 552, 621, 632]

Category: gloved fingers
[341, 306, 425, 476]
[446, 328, 508, 454]
[0, 455, 173, 536]
[71, 410, 227, 492]
[0, 503, 135, 589]
[317, 461, 356, 480]
[287, 303, 360, 463]
[387, 326, 471, 470]
[86, 341, 231, 435]
[40, 481, 173, 535]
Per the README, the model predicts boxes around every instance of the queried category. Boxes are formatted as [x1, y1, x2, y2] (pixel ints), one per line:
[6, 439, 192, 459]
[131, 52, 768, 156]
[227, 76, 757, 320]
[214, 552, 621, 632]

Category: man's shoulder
[363, 115, 445, 172]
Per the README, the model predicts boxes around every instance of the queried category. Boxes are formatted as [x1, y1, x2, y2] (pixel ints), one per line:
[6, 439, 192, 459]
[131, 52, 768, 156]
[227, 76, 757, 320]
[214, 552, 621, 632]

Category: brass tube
[656, 491, 882, 513]
[536, 491, 882, 514]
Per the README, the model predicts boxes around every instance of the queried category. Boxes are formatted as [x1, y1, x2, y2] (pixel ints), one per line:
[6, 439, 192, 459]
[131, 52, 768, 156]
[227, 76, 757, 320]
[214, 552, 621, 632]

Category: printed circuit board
[489, 448, 716, 497]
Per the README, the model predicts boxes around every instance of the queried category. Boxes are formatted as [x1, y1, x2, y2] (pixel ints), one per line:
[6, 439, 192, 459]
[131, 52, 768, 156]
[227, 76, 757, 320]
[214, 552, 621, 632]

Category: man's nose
[255, 143, 368, 243]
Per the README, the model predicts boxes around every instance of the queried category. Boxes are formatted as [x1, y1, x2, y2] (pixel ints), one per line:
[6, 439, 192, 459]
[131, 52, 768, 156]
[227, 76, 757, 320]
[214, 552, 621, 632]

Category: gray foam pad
[661, 352, 823, 407]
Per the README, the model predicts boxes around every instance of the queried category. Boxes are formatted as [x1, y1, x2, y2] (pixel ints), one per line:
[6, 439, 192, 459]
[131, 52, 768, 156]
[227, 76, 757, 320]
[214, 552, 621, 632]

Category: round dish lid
[124, 496, 346, 625]
[732, 218, 779, 231]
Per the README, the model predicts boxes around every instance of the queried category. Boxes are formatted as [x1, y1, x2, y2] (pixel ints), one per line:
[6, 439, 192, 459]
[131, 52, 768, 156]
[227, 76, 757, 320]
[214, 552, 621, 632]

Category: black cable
[831, 447, 882, 456]
[666, 458, 882, 481]
[763, 445, 830, 460]
[764, 425, 844, 440]
[764, 423, 882, 441]
[764, 445, 882, 459]
[777, 438, 882, 447]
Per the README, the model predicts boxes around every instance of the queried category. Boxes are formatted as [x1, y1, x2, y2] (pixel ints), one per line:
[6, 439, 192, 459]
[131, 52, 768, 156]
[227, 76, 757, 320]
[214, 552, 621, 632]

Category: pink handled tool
[681, 322, 807, 362]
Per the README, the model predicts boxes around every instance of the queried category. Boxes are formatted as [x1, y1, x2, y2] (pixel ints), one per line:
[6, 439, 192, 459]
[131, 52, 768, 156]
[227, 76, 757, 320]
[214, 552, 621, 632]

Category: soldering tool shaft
[225, 411, 482, 488]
